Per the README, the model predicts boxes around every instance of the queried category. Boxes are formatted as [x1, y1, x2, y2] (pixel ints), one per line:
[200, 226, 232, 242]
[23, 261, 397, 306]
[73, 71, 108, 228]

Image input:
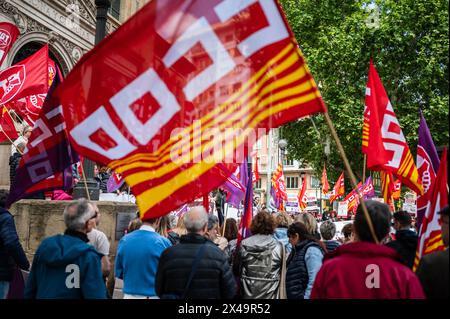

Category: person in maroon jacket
[311, 200, 425, 299]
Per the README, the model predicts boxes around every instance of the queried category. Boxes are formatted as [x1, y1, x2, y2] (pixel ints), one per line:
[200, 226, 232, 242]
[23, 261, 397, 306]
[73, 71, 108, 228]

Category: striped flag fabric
[57, 0, 326, 220]
[321, 162, 329, 194]
[238, 170, 253, 245]
[414, 148, 447, 271]
[297, 176, 308, 210]
[272, 163, 288, 201]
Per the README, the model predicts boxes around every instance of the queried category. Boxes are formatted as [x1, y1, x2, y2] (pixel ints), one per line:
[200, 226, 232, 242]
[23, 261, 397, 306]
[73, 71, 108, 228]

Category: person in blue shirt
[115, 213, 171, 299]
[24, 199, 106, 299]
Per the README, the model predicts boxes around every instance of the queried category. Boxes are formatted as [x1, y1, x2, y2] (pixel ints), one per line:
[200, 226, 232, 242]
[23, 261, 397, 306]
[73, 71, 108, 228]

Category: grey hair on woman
[63, 198, 95, 231]
[184, 206, 208, 233]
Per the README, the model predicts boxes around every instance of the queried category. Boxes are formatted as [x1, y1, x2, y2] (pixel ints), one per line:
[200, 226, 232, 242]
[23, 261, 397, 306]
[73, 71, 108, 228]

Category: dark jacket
[416, 249, 449, 299]
[0, 208, 30, 281]
[9, 152, 22, 187]
[386, 229, 418, 268]
[24, 230, 106, 299]
[155, 233, 236, 299]
[96, 172, 110, 193]
[286, 240, 323, 299]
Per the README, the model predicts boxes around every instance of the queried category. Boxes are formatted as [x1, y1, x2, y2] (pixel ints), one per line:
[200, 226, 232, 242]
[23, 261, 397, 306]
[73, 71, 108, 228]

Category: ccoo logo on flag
[0, 65, 26, 104]
[0, 29, 12, 48]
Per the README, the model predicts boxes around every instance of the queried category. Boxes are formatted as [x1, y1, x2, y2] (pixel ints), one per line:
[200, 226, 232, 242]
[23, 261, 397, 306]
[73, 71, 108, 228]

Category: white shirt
[87, 228, 110, 256]
[139, 225, 155, 232]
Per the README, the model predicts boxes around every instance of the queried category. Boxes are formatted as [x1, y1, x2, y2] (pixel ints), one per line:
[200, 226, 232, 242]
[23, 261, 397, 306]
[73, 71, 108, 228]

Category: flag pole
[0, 126, 23, 155]
[362, 154, 367, 181]
[323, 112, 379, 244]
[222, 203, 229, 237]
[79, 161, 91, 201]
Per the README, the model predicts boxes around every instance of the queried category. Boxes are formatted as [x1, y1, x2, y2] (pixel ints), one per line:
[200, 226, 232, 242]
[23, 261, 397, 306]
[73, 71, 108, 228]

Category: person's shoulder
[421, 249, 449, 265]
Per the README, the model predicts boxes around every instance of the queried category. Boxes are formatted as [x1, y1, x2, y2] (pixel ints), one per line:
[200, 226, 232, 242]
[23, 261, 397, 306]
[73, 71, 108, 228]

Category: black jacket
[155, 233, 236, 299]
[0, 207, 30, 281]
[9, 152, 22, 187]
[286, 240, 323, 299]
[386, 229, 418, 269]
[416, 249, 449, 299]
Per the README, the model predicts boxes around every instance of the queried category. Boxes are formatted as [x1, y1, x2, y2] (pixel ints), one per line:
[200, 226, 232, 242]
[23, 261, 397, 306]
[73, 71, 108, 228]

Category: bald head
[184, 206, 208, 234]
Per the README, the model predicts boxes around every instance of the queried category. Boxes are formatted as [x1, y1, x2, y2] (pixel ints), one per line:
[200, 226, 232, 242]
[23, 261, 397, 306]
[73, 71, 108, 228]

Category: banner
[360, 176, 375, 200]
[107, 172, 125, 193]
[416, 110, 440, 227]
[414, 148, 447, 271]
[337, 201, 348, 217]
[0, 22, 20, 66]
[0, 44, 49, 107]
[238, 170, 253, 245]
[56, 0, 326, 220]
[362, 60, 423, 195]
[343, 182, 362, 213]
[392, 179, 401, 200]
[6, 68, 78, 207]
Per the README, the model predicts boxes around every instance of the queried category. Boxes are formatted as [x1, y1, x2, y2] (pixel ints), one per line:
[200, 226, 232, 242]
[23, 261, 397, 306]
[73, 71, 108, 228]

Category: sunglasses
[90, 211, 99, 220]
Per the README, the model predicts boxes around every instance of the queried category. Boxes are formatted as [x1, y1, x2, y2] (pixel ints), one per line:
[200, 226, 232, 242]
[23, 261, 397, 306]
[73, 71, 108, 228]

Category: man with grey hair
[319, 220, 341, 253]
[156, 207, 236, 298]
[24, 199, 106, 299]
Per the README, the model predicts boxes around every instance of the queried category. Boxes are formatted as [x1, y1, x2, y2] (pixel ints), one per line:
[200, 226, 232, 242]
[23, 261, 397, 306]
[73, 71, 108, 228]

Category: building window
[311, 176, 320, 188]
[255, 179, 262, 189]
[109, 0, 121, 20]
[286, 177, 298, 189]
[283, 158, 294, 166]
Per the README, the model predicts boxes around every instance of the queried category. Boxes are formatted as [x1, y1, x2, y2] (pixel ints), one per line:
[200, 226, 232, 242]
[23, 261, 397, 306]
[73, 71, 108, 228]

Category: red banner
[0, 22, 20, 66]
[0, 44, 48, 107]
[272, 163, 288, 201]
[362, 60, 423, 195]
[343, 182, 362, 213]
[56, 0, 325, 219]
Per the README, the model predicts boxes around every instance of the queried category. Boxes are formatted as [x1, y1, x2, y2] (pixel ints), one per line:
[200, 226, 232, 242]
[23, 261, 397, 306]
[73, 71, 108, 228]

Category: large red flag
[0, 106, 18, 142]
[8, 59, 57, 126]
[297, 176, 308, 210]
[0, 44, 49, 107]
[414, 148, 447, 271]
[56, 0, 326, 220]
[362, 60, 423, 195]
[0, 22, 20, 66]
[343, 182, 362, 214]
[329, 172, 344, 204]
[321, 162, 329, 194]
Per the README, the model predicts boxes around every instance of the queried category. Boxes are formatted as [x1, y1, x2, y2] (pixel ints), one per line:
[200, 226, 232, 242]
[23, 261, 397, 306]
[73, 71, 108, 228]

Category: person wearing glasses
[24, 199, 106, 299]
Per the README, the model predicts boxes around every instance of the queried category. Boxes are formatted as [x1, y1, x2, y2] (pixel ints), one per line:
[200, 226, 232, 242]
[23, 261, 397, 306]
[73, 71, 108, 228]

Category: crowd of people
[1, 189, 448, 299]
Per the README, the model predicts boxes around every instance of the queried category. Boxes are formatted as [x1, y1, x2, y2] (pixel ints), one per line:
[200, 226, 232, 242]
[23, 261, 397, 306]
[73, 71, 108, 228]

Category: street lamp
[73, 0, 111, 200]
[278, 139, 287, 164]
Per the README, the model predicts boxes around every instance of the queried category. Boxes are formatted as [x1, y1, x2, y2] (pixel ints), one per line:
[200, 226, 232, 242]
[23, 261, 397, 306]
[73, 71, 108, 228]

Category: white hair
[184, 206, 208, 233]
[63, 198, 95, 231]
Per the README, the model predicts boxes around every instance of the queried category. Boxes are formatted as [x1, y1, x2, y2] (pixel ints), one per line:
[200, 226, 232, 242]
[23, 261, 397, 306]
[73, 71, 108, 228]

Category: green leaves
[279, 0, 449, 183]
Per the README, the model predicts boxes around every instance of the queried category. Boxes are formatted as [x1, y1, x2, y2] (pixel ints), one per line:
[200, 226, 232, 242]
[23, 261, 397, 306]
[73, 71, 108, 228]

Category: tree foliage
[279, 0, 449, 186]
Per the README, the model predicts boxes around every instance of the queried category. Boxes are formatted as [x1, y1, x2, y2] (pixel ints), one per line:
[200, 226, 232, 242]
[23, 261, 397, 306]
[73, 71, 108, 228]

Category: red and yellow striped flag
[381, 171, 395, 211]
[363, 60, 423, 195]
[297, 176, 308, 210]
[57, 0, 326, 219]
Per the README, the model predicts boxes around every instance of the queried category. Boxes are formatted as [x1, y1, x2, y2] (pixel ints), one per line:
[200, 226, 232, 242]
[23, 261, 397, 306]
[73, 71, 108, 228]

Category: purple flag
[173, 204, 189, 217]
[106, 172, 125, 193]
[361, 176, 375, 200]
[238, 170, 253, 244]
[7, 69, 78, 207]
[221, 173, 245, 208]
[416, 110, 440, 227]
[270, 182, 280, 209]
[239, 158, 249, 189]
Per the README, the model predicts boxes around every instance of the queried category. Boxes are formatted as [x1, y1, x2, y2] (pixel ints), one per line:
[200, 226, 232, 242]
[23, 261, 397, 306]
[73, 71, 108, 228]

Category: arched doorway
[12, 41, 68, 76]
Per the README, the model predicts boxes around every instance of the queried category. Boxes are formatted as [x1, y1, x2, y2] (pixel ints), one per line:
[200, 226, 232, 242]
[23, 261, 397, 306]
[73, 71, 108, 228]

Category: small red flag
[0, 106, 18, 142]
[321, 162, 329, 194]
[0, 22, 20, 66]
[297, 176, 308, 210]
[329, 172, 345, 204]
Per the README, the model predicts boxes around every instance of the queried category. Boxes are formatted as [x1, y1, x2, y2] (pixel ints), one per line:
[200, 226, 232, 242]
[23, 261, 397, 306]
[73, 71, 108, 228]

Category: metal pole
[266, 129, 273, 207]
[73, 0, 111, 200]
